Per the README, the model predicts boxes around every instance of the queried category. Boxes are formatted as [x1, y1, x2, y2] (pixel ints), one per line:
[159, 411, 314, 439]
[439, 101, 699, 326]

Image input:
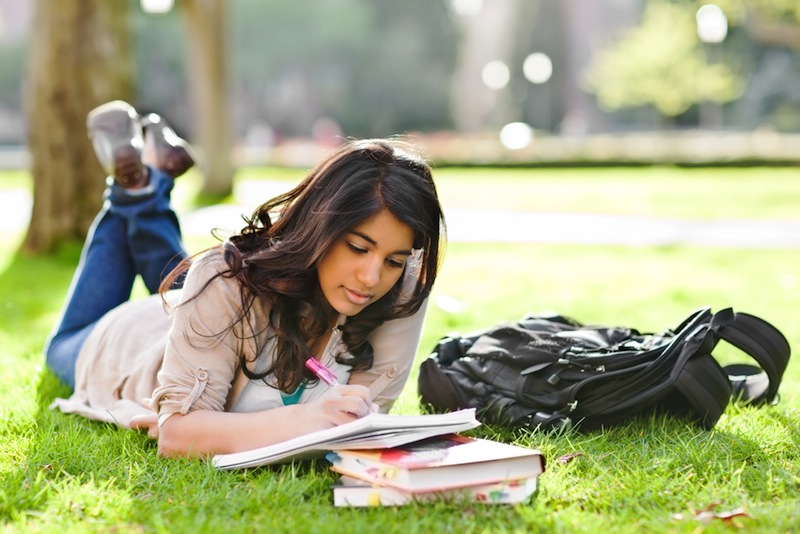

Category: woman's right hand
[158, 384, 379, 458]
[303, 384, 375, 430]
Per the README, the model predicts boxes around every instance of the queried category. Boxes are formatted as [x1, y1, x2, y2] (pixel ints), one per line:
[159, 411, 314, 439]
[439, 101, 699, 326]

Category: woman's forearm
[157, 405, 308, 457]
[157, 383, 374, 458]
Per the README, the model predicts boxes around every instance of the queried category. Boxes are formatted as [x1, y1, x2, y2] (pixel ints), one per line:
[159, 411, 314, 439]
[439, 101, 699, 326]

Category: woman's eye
[347, 242, 367, 254]
[386, 258, 405, 269]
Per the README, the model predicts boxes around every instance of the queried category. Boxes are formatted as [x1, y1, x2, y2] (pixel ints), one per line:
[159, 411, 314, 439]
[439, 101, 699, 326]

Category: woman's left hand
[129, 398, 159, 439]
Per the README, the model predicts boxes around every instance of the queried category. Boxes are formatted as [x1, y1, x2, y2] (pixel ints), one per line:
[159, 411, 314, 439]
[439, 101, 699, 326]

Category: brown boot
[86, 100, 149, 189]
[142, 113, 196, 178]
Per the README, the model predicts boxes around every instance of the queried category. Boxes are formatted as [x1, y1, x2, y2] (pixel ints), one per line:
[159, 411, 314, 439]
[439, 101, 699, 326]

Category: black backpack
[418, 307, 790, 431]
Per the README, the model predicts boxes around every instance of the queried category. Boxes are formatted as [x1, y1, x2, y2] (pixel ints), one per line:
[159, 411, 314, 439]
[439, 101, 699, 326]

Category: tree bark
[182, 0, 234, 197]
[744, 10, 800, 49]
[24, 0, 133, 254]
[449, 0, 525, 132]
[558, 0, 613, 134]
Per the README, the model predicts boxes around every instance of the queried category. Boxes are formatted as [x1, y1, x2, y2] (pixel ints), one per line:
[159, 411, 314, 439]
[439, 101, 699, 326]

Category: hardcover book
[326, 433, 545, 493]
[332, 475, 538, 507]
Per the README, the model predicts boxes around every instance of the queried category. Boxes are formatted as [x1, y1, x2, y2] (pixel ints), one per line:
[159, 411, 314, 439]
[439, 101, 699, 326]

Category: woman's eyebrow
[349, 230, 413, 256]
[350, 230, 376, 245]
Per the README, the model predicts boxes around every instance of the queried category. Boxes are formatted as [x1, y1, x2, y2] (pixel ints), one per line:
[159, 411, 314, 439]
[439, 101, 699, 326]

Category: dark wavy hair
[162, 138, 445, 392]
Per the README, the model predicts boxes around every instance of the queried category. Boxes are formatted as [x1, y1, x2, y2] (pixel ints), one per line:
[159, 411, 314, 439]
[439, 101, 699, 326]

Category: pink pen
[305, 357, 339, 386]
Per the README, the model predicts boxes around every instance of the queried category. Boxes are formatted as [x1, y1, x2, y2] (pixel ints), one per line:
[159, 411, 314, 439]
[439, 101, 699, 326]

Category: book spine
[333, 477, 538, 507]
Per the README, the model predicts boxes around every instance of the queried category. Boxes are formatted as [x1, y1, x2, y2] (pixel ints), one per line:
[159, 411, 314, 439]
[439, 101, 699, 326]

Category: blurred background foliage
[584, 1, 743, 119]
[5, 0, 800, 253]
[3, 0, 800, 144]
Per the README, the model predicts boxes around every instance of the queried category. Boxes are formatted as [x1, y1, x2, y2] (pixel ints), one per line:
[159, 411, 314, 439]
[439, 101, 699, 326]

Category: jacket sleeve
[151, 250, 262, 423]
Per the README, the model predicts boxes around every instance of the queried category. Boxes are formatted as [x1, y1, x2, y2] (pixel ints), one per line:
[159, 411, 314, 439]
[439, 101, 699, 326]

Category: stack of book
[210, 408, 544, 507]
[326, 433, 545, 507]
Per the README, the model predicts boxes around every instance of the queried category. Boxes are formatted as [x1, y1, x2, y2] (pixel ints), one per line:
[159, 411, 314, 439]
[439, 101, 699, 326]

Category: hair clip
[409, 248, 423, 267]
[397, 248, 424, 300]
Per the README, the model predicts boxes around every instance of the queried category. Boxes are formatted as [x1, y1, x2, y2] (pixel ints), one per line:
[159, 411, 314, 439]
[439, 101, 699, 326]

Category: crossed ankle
[88, 101, 195, 188]
[112, 145, 150, 189]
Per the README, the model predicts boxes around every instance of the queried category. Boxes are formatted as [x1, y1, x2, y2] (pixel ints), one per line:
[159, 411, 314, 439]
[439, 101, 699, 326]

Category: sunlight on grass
[0, 170, 32, 190]
[1, 166, 798, 533]
[0, 232, 24, 272]
[42, 477, 136, 525]
[432, 166, 800, 219]
[0, 355, 39, 473]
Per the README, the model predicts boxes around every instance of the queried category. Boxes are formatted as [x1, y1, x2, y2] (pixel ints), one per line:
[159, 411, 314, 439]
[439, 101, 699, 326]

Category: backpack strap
[555, 308, 716, 428]
[670, 353, 731, 429]
[710, 308, 791, 404]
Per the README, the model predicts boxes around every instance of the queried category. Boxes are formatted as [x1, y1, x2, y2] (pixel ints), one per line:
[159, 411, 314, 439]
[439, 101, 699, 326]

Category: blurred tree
[230, 0, 371, 137]
[555, 0, 604, 134]
[583, 0, 742, 122]
[706, 0, 800, 130]
[554, 0, 641, 134]
[229, 0, 456, 139]
[344, 0, 456, 136]
[0, 42, 25, 142]
[131, 1, 234, 197]
[450, 0, 523, 132]
[131, 8, 190, 137]
[24, 0, 133, 254]
[182, 0, 233, 197]
[740, 0, 800, 47]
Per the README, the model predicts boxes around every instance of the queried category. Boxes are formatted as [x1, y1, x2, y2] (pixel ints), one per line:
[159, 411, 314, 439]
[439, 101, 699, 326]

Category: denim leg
[44, 168, 187, 389]
[44, 203, 136, 388]
[108, 168, 188, 293]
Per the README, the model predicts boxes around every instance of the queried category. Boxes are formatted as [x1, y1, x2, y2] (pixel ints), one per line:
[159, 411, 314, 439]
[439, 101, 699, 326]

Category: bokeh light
[450, 0, 483, 16]
[482, 60, 510, 90]
[140, 0, 174, 14]
[523, 52, 553, 84]
[696, 4, 728, 43]
[499, 122, 533, 150]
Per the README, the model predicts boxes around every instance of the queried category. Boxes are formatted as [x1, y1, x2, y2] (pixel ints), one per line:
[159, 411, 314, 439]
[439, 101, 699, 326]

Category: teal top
[280, 383, 306, 405]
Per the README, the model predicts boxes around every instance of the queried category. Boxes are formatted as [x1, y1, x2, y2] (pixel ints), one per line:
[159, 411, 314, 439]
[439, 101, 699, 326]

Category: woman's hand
[156, 386, 379, 458]
[129, 398, 158, 439]
[302, 384, 376, 430]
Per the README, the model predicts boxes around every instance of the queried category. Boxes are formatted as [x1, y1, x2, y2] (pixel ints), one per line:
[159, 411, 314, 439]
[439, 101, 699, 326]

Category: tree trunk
[24, 0, 133, 254]
[449, 0, 524, 132]
[558, 0, 608, 134]
[182, 0, 234, 197]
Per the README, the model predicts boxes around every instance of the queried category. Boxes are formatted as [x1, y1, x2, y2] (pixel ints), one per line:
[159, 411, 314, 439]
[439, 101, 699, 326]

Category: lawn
[1, 166, 798, 533]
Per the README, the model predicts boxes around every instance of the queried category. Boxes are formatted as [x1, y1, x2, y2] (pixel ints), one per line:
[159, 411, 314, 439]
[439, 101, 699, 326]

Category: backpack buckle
[567, 400, 578, 412]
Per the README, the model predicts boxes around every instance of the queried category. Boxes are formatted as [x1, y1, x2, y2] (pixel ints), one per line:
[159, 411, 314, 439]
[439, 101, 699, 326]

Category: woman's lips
[344, 287, 371, 305]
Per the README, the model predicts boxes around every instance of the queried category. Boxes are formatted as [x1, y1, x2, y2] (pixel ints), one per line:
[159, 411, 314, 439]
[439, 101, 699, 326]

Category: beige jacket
[50, 250, 427, 428]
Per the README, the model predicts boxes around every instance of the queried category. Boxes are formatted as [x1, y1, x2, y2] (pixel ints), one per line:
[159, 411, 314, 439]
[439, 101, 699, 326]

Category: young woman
[47, 101, 445, 458]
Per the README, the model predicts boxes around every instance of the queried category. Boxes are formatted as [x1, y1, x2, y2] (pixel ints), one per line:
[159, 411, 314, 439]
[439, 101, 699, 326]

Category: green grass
[1, 166, 799, 533]
[432, 166, 800, 220]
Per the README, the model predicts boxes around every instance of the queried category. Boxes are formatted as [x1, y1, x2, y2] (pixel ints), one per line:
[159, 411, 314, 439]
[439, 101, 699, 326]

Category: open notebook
[213, 408, 480, 469]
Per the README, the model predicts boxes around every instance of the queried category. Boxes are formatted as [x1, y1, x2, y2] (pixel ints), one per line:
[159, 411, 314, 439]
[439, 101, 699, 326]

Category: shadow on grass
[0, 242, 81, 349]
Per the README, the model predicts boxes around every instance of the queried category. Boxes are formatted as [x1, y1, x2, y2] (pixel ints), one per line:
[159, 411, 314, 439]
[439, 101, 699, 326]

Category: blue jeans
[44, 168, 187, 389]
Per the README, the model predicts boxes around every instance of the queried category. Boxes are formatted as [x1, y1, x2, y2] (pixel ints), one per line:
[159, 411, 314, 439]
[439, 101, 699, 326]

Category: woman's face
[317, 209, 415, 317]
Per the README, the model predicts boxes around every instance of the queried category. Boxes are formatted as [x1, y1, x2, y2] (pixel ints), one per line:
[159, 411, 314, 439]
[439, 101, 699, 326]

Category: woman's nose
[356, 258, 381, 287]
